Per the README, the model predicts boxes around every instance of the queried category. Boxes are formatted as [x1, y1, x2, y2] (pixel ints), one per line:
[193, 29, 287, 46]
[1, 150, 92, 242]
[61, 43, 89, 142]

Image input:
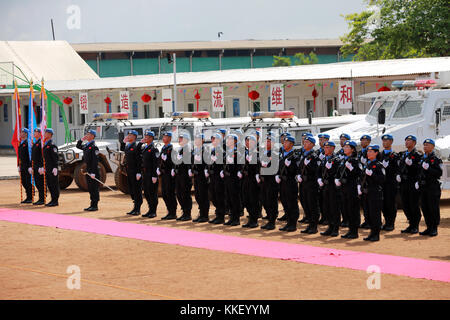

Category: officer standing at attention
[276, 135, 299, 232]
[242, 135, 260, 228]
[336, 133, 351, 227]
[76, 129, 100, 211]
[359, 144, 385, 241]
[337, 133, 351, 160]
[192, 134, 210, 223]
[18, 128, 33, 203]
[141, 130, 159, 218]
[417, 139, 442, 237]
[208, 133, 226, 224]
[31, 128, 45, 205]
[358, 134, 372, 229]
[380, 134, 400, 231]
[42, 128, 60, 207]
[297, 136, 320, 234]
[260, 134, 279, 230]
[174, 132, 193, 221]
[158, 132, 178, 220]
[123, 130, 143, 215]
[398, 135, 422, 234]
[277, 132, 291, 222]
[317, 141, 340, 236]
[316, 133, 329, 225]
[298, 132, 314, 224]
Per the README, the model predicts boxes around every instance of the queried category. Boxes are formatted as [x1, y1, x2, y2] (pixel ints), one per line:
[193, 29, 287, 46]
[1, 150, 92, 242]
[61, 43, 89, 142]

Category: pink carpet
[1, 208, 449, 283]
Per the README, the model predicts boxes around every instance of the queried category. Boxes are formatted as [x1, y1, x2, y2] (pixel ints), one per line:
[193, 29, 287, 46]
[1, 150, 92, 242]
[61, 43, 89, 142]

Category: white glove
[161, 153, 167, 161]
[17, 166, 20, 172]
[365, 168, 373, 176]
[171, 169, 175, 177]
[396, 175, 401, 183]
[245, 154, 251, 162]
[152, 177, 158, 184]
[90, 173, 95, 180]
[415, 182, 419, 190]
[304, 158, 310, 166]
[335, 179, 341, 187]
[361, 157, 367, 164]
[237, 171, 243, 179]
[405, 158, 413, 166]
[382, 160, 389, 168]
[52, 168, 57, 176]
[211, 155, 217, 162]
[296, 175, 302, 183]
[422, 162, 429, 170]
[204, 169, 209, 178]
[255, 174, 261, 184]
[220, 170, 224, 178]
[194, 154, 201, 162]
[345, 161, 354, 171]
[261, 161, 268, 168]
[275, 175, 281, 184]
[28, 168, 32, 174]
[284, 159, 291, 167]
[325, 162, 332, 169]
[226, 156, 233, 164]
[176, 154, 182, 161]
[319, 153, 325, 160]
[156, 168, 161, 176]
[317, 178, 324, 187]
[188, 169, 193, 177]
[357, 185, 362, 196]
[136, 173, 141, 180]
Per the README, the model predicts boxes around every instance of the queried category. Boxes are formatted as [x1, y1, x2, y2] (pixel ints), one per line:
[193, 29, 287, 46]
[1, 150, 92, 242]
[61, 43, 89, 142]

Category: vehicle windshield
[392, 99, 424, 118]
[102, 125, 119, 140]
[368, 99, 395, 118]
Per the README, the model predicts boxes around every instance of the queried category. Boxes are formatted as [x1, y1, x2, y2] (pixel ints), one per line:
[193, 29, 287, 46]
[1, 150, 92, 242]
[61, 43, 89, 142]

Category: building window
[326, 99, 334, 116]
[188, 103, 194, 112]
[268, 97, 271, 112]
[144, 104, 150, 118]
[233, 99, 240, 117]
[80, 114, 86, 125]
[252, 101, 260, 112]
[306, 100, 314, 117]
[132, 101, 138, 119]
[158, 106, 164, 118]
[68, 106, 73, 124]
[3, 104, 8, 122]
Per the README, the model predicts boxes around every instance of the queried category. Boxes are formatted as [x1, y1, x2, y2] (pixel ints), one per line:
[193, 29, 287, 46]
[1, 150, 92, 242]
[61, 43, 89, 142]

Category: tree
[340, 0, 450, 61]
[293, 52, 319, 65]
[272, 56, 291, 67]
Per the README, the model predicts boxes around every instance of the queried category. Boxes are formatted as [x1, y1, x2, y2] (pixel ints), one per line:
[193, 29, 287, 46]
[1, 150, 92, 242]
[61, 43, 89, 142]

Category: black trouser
[210, 172, 225, 219]
[300, 180, 319, 225]
[420, 181, 441, 230]
[366, 187, 383, 235]
[336, 188, 346, 224]
[45, 171, 60, 202]
[242, 175, 260, 223]
[175, 171, 192, 216]
[400, 181, 421, 228]
[126, 169, 142, 211]
[323, 182, 339, 229]
[20, 169, 32, 200]
[194, 173, 210, 219]
[280, 177, 299, 227]
[262, 177, 279, 224]
[86, 171, 99, 206]
[161, 173, 177, 215]
[361, 193, 369, 225]
[342, 182, 360, 233]
[33, 168, 45, 201]
[318, 189, 324, 219]
[143, 174, 158, 214]
[299, 182, 306, 220]
[382, 179, 397, 226]
[224, 175, 241, 221]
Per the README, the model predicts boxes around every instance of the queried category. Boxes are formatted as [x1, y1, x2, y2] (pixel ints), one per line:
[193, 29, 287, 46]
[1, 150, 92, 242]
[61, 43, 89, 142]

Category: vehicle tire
[114, 169, 129, 194]
[74, 162, 107, 191]
[58, 175, 73, 190]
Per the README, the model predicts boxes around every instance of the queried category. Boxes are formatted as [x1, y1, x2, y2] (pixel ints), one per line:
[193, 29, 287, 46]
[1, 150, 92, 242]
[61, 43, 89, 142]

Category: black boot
[341, 229, 358, 239]
[21, 198, 32, 204]
[330, 225, 339, 237]
[320, 226, 333, 236]
[161, 213, 177, 220]
[363, 232, 380, 241]
[33, 199, 45, 205]
[277, 214, 288, 221]
[261, 222, 275, 230]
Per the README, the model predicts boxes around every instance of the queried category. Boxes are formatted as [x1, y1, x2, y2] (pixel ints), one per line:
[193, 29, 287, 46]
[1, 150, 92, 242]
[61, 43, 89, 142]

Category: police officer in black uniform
[192, 134, 210, 223]
[380, 134, 400, 231]
[174, 132, 193, 221]
[316, 133, 329, 225]
[76, 129, 100, 211]
[317, 141, 340, 236]
[359, 144, 385, 241]
[208, 133, 226, 224]
[337, 133, 351, 227]
[141, 130, 159, 218]
[398, 135, 422, 234]
[417, 139, 442, 237]
[298, 132, 314, 224]
[31, 128, 45, 205]
[43, 128, 59, 206]
[260, 134, 279, 230]
[242, 135, 260, 228]
[358, 134, 371, 229]
[297, 136, 320, 234]
[158, 132, 178, 220]
[123, 130, 143, 215]
[18, 128, 33, 203]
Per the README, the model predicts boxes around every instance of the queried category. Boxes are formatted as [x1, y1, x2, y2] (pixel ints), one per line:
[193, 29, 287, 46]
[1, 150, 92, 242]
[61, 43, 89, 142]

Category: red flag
[11, 83, 22, 166]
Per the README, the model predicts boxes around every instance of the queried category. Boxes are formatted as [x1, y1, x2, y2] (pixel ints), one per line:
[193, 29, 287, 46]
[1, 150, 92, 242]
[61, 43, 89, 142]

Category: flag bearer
[18, 128, 32, 203]
[31, 128, 45, 205]
[43, 128, 59, 207]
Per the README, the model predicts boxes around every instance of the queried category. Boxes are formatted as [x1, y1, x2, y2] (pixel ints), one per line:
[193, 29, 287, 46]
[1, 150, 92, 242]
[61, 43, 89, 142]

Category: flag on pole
[11, 81, 22, 166]
[40, 79, 47, 148]
[28, 81, 37, 159]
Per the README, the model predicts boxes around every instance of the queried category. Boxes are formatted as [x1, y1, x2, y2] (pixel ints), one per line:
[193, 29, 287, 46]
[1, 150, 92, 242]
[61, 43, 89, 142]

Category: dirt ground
[0, 175, 449, 300]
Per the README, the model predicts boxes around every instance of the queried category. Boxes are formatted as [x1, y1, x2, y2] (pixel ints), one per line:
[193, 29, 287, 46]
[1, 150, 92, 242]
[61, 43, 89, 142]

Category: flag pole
[30, 80, 35, 202]
[41, 78, 47, 203]
[14, 81, 23, 202]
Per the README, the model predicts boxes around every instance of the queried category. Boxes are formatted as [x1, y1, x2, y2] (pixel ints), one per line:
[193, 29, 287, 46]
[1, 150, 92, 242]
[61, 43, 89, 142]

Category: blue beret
[344, 141, 357, 148]
[304, 136, 316, 144]
[218, 129, 227, 134]
[246, 135, 257, 142]
[324, 141, 335, 147]
[405, 135, 417, 142]
[21, 128, 30, 134]
[360, 135, 371, 140]
[179, 132, 190, 140]
[367, 144, 380, 151]
[381, 134, 393, 140]
[340, 133, 351, 140]
[128, 130, 138, 136]
[45, 128, 54, 134]
[163, 131, 172, 137]
[87, 129, 97, 137]
[285, 136, 296, 144]
[280, 132, 291, 137]
[34, 128, 41, 133]
[144, 130, 155, 137]
[226, 134, 238, 141]
[302, 132, 313, 138]
[423, 138, 435, 146]
[255, 131, 260, 136]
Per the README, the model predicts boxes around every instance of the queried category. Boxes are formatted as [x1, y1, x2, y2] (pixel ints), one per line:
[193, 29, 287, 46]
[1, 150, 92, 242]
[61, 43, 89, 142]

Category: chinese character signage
[338, 81, 353, 110]
[79, 92, 88, 114]
[162, 89, 173, 113]
[120, 91, 130, 113]
[211, 87, 224, 112]
[270, 84, 284, 111]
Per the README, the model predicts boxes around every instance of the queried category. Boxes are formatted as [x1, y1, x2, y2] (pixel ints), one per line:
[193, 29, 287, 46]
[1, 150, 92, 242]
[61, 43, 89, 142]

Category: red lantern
[378, 86, 391, 92]
[141, 94, 151, 103]
[0, 100, 3, 107]
[194, 90, 201, 112]
[104, 97, 112, 104]
[248, 90, 260, 101]
[63, 97, 73, 105]
[312, 88, 318, 112]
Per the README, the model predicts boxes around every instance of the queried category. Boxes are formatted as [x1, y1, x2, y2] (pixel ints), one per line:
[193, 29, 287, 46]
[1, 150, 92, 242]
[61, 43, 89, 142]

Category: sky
[1, 0, 367, 43]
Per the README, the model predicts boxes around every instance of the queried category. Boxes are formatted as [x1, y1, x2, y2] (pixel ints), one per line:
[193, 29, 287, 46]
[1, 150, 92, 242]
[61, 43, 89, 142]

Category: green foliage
[272, 56, 291, 67]
[340, 0, 450, 61]
[293, 52, 319, 65]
